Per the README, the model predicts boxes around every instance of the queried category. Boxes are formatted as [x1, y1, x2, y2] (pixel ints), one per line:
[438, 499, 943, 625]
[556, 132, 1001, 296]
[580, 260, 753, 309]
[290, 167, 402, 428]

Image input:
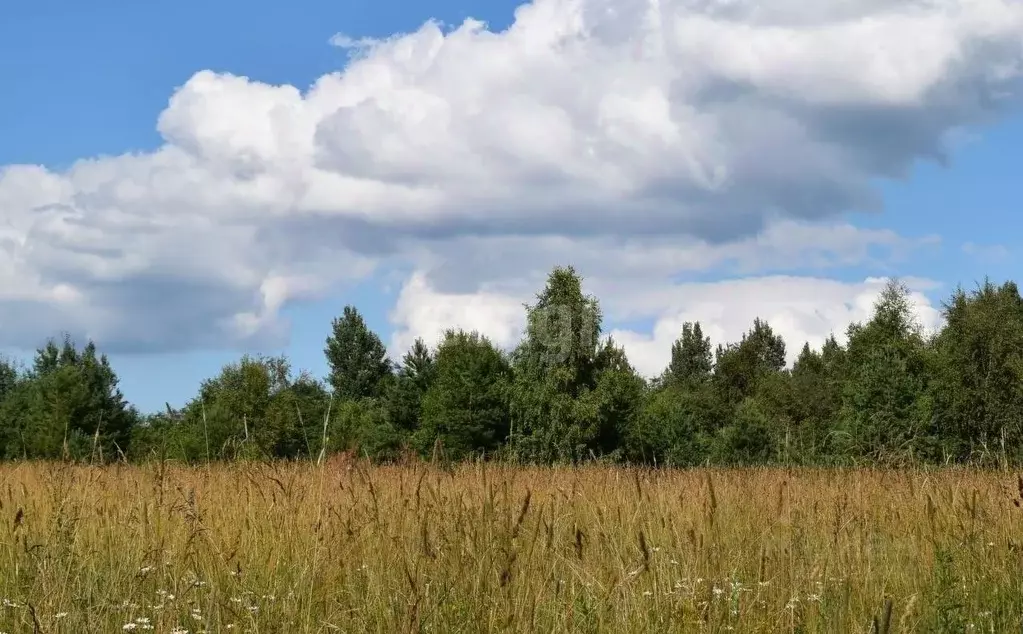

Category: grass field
[0, 458, 1020, 633]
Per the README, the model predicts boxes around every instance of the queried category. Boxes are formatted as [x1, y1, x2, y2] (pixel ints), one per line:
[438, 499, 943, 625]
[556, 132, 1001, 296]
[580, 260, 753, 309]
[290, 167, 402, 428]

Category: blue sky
[2, 0, 1022, 414]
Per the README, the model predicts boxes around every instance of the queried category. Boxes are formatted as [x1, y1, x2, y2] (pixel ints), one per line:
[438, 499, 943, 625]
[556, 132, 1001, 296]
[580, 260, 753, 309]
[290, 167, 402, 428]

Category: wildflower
[54, 613, 68, 619]
[123, 624, 137, 631]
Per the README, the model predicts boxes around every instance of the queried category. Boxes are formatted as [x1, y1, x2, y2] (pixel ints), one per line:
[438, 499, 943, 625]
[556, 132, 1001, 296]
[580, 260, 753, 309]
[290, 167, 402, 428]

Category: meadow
[0, 458, 1020, 633]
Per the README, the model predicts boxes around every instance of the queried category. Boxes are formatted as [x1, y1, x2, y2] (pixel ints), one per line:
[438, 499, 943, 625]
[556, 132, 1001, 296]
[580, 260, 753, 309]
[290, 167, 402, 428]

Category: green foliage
[711, 398, 777, 465]
[333, 398, 403, 461]
[143, 355, 330, 463]
[929, 280, 1023, 463]
[510, 266, 604, 462]
[713, 318, 786, 403]
[663, 321, 713, 388]
[10, 268, 1023, 469]
[787, 337, 846, 458]
[325, 305, 393, 401]
[0, 355, 16, 402]
[415, 330, 512, 460]
[624, 384, 722, 465]
[386, 337, 436, 433]
[509, 267, 645, 463]
[588, 339, 646, 457]
[837, 280, 935, 463]
[0, 336, 137, 461]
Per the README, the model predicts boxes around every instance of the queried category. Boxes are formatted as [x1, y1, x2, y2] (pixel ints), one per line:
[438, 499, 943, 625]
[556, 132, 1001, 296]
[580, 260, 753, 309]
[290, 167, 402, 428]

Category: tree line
[2, 266, 1022, 467]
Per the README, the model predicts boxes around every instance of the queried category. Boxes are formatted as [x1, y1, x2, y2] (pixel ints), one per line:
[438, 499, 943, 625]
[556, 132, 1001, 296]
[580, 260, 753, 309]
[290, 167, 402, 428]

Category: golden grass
[0, 458, 1021, 633]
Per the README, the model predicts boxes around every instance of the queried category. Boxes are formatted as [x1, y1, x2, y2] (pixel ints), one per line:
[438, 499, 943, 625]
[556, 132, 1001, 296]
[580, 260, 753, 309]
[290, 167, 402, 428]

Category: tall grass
[0, 458, 1020, 632]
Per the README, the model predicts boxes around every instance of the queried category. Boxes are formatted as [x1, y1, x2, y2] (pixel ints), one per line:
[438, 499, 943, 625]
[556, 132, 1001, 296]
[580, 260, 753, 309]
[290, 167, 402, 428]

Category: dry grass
[0, 458, 1021, 633]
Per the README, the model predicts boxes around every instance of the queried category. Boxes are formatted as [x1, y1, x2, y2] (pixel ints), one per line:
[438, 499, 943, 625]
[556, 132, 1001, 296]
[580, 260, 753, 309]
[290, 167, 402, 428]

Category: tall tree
[415, 330, 512, 460]
[510, 267, 603, 461]
[387, 337, 436, 433]
[0, 356, 19, 456]
[786, 336, 846, 459]
[589, 337, 647, 457]
[714, 317, 786, 403]
[1, 336, 137, 461]
[0, 355, 17, 403]
[324, 306, 393, 401]
[663, 321, 713, 388]
[510, 266, 642, 462]
[838, 279, 934, 462]
[513, 266, 602, 395]
[930, 280, 1023, 462]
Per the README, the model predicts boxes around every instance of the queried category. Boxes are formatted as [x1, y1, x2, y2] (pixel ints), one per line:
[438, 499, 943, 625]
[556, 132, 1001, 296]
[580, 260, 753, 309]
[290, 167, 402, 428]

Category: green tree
[414, 330, 512, 460]
[332, 397, 401, 461]
[0, 336, 137, 461]
[625, 383, 722, 466]
[0, 355, 17, 403]
[168, 355, 329, 462]
[587, 338, 646, 457]
[0, 356, 21, 456]
[838, 280, 935, 463]
[510, 266, 639, 462]
[324, 306, 393, 401]
[386, 337, 436, 434]
[930, 280, 1023, 463]
[711, 398, 777, 465]
[713, 318, 786, 404]
[663, 321, 713, 388]
[784, 336, 847, 460]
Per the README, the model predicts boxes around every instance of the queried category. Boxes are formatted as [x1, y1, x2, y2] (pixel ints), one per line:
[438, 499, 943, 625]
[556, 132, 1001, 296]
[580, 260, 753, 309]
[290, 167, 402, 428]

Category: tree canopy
[2, 272, 1023, 468]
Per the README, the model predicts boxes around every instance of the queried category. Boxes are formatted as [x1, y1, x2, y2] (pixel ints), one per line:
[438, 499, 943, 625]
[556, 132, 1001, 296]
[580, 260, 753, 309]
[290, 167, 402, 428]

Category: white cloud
[605, 275, 944, 377]
[389, 272, 528, 354]
[962, 241, 1012, 263]
[388, 270, 945, 379]
[1, 0, 1020, 351]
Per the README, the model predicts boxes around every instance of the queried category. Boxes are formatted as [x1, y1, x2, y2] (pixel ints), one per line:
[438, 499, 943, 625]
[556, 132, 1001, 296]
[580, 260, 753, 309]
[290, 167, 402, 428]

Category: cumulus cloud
[387, 269, 945, 378]
[1, 0, 1021, 352]
[389, 272, 529, 354]
[604, 275, 945, 376]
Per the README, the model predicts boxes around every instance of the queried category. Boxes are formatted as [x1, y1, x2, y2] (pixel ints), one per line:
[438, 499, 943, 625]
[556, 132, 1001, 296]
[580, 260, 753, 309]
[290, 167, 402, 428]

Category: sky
[1, 0, 1022, 414]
